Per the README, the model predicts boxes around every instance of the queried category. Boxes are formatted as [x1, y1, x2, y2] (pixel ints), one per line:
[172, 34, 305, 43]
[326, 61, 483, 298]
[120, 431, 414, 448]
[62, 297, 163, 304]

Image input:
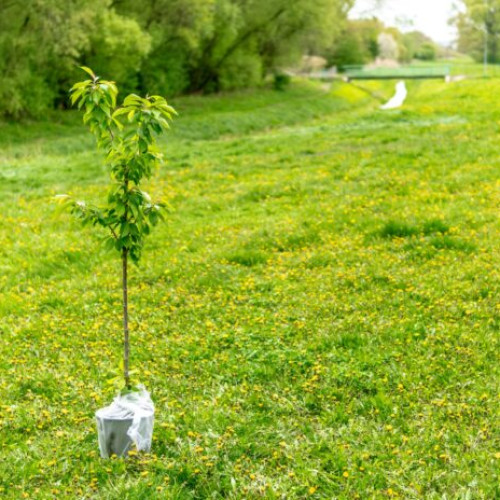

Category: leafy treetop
[60, 66, 176, 263]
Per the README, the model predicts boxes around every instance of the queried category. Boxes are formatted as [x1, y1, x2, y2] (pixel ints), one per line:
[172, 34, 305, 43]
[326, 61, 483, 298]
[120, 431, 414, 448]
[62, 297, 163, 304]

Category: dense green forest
[1, 0, 494, 119]
[0, 0, 353, 117]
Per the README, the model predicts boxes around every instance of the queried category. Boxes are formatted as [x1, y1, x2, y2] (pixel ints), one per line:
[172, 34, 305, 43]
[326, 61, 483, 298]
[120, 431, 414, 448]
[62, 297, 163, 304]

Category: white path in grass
[380, 81, 407, 110]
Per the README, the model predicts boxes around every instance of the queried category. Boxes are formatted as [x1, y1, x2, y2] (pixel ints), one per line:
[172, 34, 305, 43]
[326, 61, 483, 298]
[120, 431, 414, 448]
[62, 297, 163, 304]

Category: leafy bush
[273, 73, 291, 91]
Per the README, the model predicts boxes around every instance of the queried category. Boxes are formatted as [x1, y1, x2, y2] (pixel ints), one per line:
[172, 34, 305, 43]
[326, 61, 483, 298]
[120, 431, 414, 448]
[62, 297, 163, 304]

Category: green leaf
[123, 94, 142, 106]
[140, 190, 151, 202]
[121, 222, 130, 237]
[70, 89, 84, 105]
[112, 108, 129, 118]
[80, 66, 96, 79]
[71, 81, 90, 90]
[112, 117, 124, 130]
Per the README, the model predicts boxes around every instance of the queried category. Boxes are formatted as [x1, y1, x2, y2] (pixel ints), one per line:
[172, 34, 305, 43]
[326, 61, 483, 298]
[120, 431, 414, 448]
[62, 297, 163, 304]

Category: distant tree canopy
[378, 32, 399, 60]
[326, 18, 382, 68]
[455, 0, 500, 63]
[402, 31, 438, 61]
[326, 17, 438, 69]
[0, 0, 353, 117]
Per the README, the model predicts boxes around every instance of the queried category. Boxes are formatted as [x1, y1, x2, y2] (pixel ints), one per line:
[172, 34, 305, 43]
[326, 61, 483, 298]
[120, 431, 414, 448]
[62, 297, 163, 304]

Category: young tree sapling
[59, 67, 176, 389]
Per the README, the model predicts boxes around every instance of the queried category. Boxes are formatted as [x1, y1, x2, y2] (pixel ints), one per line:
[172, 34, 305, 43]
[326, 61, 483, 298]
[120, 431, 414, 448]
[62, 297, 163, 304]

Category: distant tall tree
[378, 32, 399, 60]
[328, 25, 367, 68]
[383, 27, 410, 62]
[455, 0, 500, 63]
[403, 31, 438, 61]
[326, 18, 383, 68]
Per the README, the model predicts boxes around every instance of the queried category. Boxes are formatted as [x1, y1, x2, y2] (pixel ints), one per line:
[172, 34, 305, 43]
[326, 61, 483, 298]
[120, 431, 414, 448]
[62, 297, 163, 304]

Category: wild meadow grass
[0, 79, 499, 498]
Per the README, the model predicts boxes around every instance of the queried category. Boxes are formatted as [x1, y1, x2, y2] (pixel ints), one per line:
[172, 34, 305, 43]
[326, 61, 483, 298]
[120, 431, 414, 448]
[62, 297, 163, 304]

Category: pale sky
[349, 0, 460, 46]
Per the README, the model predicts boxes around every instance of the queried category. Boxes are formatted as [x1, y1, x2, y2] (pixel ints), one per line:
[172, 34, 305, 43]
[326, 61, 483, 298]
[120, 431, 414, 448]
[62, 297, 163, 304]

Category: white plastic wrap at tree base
[380, 81, 407, 110]
[95, 386, 154, 458]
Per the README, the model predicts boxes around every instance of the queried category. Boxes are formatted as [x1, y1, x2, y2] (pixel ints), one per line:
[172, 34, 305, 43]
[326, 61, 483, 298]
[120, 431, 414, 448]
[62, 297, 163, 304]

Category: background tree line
[455, 0, 500, 64]
[0, 0, 354, 117]
[327, 18, 439, 69]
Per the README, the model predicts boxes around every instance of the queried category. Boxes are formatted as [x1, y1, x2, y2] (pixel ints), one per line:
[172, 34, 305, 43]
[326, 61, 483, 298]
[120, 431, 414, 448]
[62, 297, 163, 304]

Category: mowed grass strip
[0, 79, 499, 498]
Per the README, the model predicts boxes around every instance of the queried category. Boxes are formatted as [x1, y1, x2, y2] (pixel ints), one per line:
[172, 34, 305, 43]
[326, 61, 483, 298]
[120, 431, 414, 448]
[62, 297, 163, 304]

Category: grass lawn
[0, 78, 499, 499]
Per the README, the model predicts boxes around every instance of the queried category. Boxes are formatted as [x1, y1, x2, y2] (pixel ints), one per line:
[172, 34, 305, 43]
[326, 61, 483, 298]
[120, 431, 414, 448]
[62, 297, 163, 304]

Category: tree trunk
[195, 4, 289, 91]
[122, 247, 130, 389]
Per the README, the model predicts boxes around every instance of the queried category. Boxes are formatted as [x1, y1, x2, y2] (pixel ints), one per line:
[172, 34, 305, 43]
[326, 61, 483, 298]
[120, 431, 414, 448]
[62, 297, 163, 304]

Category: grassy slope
[0, 79, 499, 499]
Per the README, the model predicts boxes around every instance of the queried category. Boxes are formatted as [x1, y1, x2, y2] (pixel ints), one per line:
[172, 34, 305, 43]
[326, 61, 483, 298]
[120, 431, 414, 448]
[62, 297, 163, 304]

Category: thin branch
[109, 225, 118, 240]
